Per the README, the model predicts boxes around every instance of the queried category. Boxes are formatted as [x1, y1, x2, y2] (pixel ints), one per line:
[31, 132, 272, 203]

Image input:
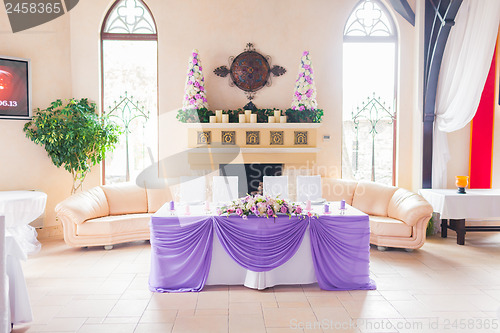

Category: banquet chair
[212, 176, 239, 203]
[180, 176, 207, 203]
[296, 175, 322, 202]
[263, 176, 289, 199]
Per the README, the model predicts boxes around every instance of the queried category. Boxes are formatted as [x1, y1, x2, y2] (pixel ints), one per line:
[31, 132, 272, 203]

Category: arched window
[101, 0, 157, 184]
[342, 0, 397, 186]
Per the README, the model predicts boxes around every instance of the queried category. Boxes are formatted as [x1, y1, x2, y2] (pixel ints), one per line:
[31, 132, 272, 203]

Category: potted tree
[24, 98, 121, 194]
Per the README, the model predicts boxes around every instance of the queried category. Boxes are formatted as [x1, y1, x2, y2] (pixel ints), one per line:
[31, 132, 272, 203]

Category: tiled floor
[12, 231, 500, 333]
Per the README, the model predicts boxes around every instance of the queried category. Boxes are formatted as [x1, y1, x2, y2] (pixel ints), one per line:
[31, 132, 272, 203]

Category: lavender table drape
[309, 215, 375, 290]
[213, 216, 308, 272]
[149, 216, 213, 292]
[149, 213, 375, 292]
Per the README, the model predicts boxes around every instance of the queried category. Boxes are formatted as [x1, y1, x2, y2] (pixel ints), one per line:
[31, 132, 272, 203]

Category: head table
[149, 202, 376, 292]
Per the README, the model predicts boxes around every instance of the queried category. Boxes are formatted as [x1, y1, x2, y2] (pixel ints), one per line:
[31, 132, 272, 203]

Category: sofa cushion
[55, 186, 109, 225]
[369, 216, 412, 237]
[147, 187, 173, 213]
[101, 183, 148, 215]
[76, 213, 150, 236]
[322, 178, 358, 205]
[388, 189, 433, 227]
[351, 181, 397, 217]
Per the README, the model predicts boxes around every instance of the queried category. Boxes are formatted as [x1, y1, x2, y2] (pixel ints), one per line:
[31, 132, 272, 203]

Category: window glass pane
[342, 42, 395, 185]
[104, 0, 156, 34]
[103, 40, 157, 184]
[344, 0, 394, 37]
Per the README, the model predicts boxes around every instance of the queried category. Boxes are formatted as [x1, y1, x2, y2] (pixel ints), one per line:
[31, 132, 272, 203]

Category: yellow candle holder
[455, 176, 469, 194]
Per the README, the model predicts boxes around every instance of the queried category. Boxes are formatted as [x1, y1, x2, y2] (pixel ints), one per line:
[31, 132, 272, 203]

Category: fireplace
[219, 163, 283, 197]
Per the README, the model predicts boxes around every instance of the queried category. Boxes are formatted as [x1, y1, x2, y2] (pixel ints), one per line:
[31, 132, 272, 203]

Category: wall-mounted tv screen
[0, 55, 31, 120]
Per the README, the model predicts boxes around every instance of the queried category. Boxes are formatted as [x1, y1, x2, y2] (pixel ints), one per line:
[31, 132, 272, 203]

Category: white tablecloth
[419, 189, 500, 220]
[0, 191, 47, 255]
[1, 215, 33, 330]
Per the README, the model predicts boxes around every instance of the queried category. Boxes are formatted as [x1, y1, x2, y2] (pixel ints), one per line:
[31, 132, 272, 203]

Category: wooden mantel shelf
[183, 123, 321, 129]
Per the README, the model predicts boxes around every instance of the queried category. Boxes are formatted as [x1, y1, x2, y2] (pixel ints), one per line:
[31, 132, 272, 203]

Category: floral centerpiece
[218, 194, 308, 220]
[291, 51, 318, 111]
[178, 49, 208, 122]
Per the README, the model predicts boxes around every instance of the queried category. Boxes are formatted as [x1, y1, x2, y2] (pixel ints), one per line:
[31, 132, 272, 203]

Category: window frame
[100, 0, 159, 184]
[342, 0, 399, 186]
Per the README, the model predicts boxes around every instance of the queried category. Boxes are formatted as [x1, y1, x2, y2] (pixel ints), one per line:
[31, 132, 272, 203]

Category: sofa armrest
[387, 189, 433, 227]
[55, 186, 110, 225]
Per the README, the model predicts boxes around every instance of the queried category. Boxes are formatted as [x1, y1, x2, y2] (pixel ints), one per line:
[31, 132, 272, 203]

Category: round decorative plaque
[229, 51, 271, 92]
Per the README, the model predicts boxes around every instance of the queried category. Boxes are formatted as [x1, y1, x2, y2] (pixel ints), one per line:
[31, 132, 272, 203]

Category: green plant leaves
[23, 98, 121, 193]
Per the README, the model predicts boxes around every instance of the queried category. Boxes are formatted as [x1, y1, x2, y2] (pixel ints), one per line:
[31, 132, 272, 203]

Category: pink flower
[304, 65, 310, 70]
[295, 206, 302, 214]
[299, 106, 305, 111]
[267, 207, 274, 216]
[192, 52, 198, 57]
[307, 211, 312, 217]
[195, 94, 201, 99]
[199, 66, 203, 71]
[303, 51, 309, 56]
[280, 205, 287, 214]
[189, 99, 195, 104]
[236, 208, 243, 216]
[187, 80, 193, 85]
[202, 97, 207, 102]
[194, 82, 200, 87]
[242, 215, 248, 220]
[193, 58, 198, 65]
[297, 95, 302, 101]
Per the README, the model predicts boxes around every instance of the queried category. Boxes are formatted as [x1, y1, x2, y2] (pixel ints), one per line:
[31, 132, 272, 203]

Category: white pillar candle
[209, 116, 217, 123]
[238, 114, 246, 123]
[215, 110, 222, 123]
[268, 116, 275, 123]
[274, 110, 281, 119]
[280, 115, 287, 123]
[250, 114, 257, 123]
[222, 114, 229, 123]
[245, 110, 252, 122]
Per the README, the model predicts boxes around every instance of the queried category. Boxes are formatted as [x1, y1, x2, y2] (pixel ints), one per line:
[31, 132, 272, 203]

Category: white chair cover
[180, 176, 207, 203]
[263, 176, 289, 199]
[212, 176, 239, 203]
[296, 175, 322, 202]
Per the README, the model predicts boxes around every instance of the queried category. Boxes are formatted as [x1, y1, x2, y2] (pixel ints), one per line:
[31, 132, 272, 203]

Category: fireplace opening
[219, 163, 283, 197]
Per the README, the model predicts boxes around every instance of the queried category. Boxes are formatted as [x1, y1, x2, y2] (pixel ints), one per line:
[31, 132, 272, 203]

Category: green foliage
[176, 107, 324, 123]
[23, 98, 121, 193]
[426, 217, 434, 236]
[285, 108, 324, 123]
[176, 107, 213, 123]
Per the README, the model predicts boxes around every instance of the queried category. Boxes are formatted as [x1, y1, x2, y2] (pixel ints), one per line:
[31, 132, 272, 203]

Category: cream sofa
[55, 182, 171, 249]
[56, 179, 432, 251]
[322, 179, 433, 250]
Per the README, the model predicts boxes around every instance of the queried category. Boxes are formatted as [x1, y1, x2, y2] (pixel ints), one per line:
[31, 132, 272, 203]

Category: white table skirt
[205, 225, 317, 290]
[419, 189, 500, 220]
[0, 191, 47, 255]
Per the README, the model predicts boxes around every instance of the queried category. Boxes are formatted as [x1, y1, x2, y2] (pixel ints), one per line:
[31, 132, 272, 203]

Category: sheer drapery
[432, 0, 500, 188]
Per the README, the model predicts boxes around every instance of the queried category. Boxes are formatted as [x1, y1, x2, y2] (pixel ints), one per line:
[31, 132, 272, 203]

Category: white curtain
[432, 0, 500, 189]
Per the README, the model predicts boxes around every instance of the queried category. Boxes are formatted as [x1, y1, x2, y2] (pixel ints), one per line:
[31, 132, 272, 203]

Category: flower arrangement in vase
[218, 194, 309, 220]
